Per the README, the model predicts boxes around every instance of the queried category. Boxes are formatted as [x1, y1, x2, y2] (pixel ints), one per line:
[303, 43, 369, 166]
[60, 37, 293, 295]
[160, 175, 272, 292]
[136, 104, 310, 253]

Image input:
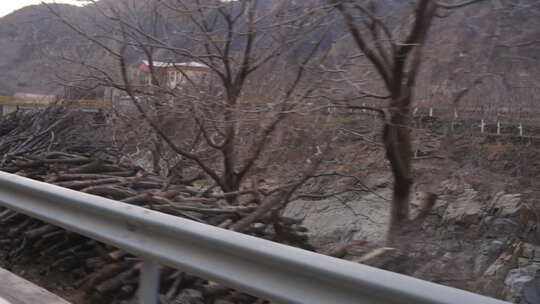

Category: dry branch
[0, 107, 313, 304]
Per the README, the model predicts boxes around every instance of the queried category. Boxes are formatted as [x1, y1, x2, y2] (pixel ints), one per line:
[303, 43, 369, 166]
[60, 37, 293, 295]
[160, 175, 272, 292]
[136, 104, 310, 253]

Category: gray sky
[0, 1, 84, 17]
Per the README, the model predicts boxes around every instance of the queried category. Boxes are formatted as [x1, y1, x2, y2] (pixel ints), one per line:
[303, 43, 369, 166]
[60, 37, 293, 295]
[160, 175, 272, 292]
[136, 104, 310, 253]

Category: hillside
[0, 1, 539, 105]
[0, 4, 87, 95]
[418, 0, 540, 108]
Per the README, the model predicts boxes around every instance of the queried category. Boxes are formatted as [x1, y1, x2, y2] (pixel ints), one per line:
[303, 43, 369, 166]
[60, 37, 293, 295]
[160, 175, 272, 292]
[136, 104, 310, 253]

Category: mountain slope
[0, 0, 538, 107]
[0, 4, 88, 95]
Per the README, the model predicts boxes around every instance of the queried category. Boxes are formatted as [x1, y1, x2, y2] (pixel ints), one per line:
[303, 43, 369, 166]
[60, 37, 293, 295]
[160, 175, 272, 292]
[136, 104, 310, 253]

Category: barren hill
[0, 0, 539, 106]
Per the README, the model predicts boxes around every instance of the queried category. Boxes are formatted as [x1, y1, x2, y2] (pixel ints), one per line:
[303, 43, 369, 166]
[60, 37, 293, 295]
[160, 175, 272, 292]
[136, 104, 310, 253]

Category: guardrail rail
[0, 172, 510, 304]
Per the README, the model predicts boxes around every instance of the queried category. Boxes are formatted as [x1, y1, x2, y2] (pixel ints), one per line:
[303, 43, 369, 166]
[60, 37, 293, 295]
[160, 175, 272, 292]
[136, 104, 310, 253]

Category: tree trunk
[151, 137, 162, 175]
[384, 96, 414, 239]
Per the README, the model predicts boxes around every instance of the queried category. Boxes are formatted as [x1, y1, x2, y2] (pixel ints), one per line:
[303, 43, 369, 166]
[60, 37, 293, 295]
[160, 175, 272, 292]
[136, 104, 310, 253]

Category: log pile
[0, 106, 109, 156]
[0, 107, 312, 304]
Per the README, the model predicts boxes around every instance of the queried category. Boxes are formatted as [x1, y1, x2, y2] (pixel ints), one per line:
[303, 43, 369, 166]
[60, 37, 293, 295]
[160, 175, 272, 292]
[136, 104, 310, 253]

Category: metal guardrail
[0, 172, 510, 304]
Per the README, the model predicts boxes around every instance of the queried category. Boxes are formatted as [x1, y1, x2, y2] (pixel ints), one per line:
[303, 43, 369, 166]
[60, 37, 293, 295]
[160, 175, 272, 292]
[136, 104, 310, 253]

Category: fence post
[519, 123, 523, 137]
[429, 108, 433, 117]
[480, 120, 485, 133]
[140, 259, 160, 304]
[497, 122, 501, 135]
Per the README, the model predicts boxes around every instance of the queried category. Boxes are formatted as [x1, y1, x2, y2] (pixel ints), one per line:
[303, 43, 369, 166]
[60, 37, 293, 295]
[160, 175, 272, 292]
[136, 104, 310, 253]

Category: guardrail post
[519, 123, 523, 136]
[497, 122, 501, 135]
[429, 108, 433, 117]
[140, 259, 160, 304]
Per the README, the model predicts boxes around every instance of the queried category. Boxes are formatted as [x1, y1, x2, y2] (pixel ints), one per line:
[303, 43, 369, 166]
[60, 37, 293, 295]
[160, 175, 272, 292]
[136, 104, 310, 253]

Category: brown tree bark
[384, 97, 414, 236]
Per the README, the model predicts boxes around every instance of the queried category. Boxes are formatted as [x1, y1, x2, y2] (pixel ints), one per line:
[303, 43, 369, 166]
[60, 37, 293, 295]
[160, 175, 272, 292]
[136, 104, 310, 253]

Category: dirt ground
[0, 250, 84, 303]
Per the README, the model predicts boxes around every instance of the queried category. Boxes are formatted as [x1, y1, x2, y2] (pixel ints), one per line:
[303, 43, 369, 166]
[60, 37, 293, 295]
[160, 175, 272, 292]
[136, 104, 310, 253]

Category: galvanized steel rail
[0, 172, 509, 304]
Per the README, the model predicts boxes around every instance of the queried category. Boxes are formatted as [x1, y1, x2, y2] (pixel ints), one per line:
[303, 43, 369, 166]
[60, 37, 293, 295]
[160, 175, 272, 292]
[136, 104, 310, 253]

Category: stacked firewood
[0, 106, 109, 157]
[0, 108, 311, 304]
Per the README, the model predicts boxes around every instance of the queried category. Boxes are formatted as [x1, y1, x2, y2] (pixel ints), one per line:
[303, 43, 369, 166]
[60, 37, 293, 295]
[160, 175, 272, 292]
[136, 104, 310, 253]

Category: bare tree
[329, 0, 485, 239]
[44, 0, 357, 239]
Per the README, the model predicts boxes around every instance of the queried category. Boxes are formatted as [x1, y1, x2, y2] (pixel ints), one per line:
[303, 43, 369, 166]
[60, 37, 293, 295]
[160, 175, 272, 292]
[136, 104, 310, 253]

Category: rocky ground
[283, 124, 540, 303]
